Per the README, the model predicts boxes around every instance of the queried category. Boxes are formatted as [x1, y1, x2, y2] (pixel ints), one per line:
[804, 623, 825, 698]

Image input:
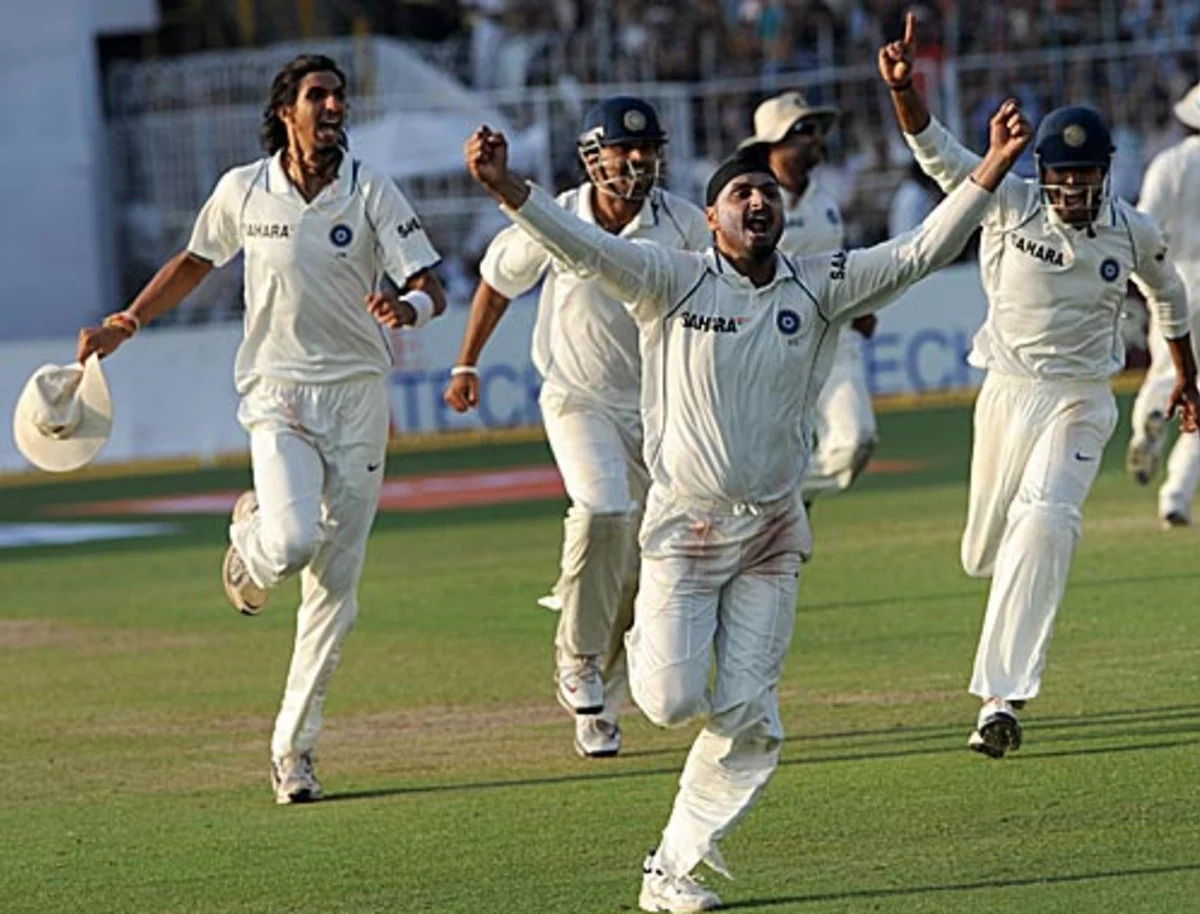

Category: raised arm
[464, 126, 686, 320]
[822, 100, 1032, 322]
[879, 12, 983, 194]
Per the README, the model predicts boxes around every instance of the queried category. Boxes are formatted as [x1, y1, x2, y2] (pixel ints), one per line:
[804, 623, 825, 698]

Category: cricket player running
[445, 97, 709, 759]
[1126, 79, 1200, 527]
[741, 92, 880, 503]
[465, 97, 1028, 911]
[880, 14, 1200, 759]
[77, 55, 446, 803]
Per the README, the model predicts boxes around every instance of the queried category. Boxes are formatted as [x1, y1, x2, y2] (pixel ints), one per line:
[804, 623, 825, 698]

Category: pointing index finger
[904, 9, 916, 46]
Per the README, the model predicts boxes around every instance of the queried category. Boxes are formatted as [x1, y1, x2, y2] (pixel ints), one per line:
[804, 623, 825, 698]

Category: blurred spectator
[888, 160, 942, 235]
[464, 0, 506, 89]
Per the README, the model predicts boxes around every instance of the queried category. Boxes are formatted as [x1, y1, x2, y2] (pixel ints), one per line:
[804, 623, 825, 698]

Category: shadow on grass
[723, 861, 1200, 910]
[322, 704, 1200, 803]
[799, 570, 1200, 612]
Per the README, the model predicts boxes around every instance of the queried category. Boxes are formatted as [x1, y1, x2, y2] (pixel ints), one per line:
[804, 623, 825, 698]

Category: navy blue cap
[578, 97, 666, 148]
[1034, 106, 1114, 170]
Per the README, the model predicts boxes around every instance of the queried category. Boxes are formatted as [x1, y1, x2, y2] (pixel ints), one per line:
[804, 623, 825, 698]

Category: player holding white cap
[880, 14, 1200, 760]
[445, 97, 709, 760]
[466, 95, 1028, 912]
[741, 92, 880, 503]
[1126, 78, 1200, 526]
[77, 54, 446, 804]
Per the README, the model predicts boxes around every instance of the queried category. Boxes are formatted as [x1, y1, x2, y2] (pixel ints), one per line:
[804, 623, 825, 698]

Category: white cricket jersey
[480, 185, 710, 413]
[1138, 135, 1200, 294]
[907, 118, 1190, 381]
[776, 182, 863, 365]
[778, 183, 844, 256]
[502, 180, 991, 507]
[188, 152, 441, 393]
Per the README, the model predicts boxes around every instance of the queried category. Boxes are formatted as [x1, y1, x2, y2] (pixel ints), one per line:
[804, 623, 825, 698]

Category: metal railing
[105, 33, 1200, 322]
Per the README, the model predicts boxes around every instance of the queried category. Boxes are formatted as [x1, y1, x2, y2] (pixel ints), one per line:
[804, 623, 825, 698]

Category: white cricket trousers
[626, 485, 808, 878]
[962, 372, 1117, 701]
[802, 330, 877, 500]
[541, 384, 648, 723]
[231, 375, 389, 762]
[1131, 312, 1200, 520]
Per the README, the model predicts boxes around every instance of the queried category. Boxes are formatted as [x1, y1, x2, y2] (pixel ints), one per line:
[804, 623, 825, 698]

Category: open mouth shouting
[315, 117, 344, 147]
[745, 209, 774, 241]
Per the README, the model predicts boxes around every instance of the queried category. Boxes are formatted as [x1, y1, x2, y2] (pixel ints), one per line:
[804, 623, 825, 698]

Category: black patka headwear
[705, 145, 775, 206]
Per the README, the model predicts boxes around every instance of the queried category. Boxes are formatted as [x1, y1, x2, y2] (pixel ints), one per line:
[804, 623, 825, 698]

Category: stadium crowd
[111, 1, 1200, 316]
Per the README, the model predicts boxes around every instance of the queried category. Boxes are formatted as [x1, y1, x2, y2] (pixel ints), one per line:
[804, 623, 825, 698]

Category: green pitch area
[1, 401, 1198, 913]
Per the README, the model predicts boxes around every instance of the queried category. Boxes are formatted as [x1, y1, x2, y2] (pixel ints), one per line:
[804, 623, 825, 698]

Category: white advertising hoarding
[1, 265, 989, 473]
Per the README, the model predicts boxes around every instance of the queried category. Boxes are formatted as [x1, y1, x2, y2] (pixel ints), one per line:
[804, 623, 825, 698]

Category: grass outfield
[1, 400, 1198, 913]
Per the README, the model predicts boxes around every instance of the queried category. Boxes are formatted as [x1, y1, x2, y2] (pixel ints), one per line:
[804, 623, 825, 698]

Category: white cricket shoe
[968, 698, 1023, 759]
[575, 717, 621, 758]
[223, 490, 268, 615]
[1161, 510, 1191, 530]
[1126, 410, 1167, 485]
[271, 751, 324, 805]
[556, 656, 604, 715]
[231, 489, 259, 525]
[639, 852, 723, 912]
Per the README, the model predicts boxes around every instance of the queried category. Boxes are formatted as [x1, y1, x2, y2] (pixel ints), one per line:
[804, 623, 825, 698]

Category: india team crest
[329, 224, 354, 247]
[777, 309, 802, 336]
[623, 109, 647, 132]
[1099, 257, 1120, 282]
[1062, 124, 1087, 148]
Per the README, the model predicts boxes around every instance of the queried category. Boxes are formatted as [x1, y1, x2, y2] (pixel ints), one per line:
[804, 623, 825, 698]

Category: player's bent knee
[632, 674, 709, 728]
[263, 522, 323, 576]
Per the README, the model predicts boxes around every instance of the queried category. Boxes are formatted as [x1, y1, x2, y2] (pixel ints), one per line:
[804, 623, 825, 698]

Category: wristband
[401, 290, 435, 329]
[450, 365, 479, 377]
[889, 80, 912, 92]
[102, 310, 140, 338]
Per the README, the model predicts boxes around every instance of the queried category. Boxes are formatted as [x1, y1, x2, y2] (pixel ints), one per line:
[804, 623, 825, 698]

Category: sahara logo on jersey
[329, 224, 354, 247]
[1012, 235, 1065, 266]
[681, 312, 740, 333]
[397, 217, 423, 238]
[245, 222, 292, 239]
[829, 250, 847, 280]
[1099, 257, 1120, 281]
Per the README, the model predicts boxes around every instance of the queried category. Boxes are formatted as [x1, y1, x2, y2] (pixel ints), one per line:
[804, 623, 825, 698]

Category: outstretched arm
[76, 251, 212, 362]
[823, 100, 1031, 322]
[464, 126, 685, 319]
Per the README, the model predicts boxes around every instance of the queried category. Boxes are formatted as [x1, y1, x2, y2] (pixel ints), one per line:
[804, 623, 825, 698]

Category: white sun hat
[1174, 80, 1200, 131]
[12, 355, 113, 473]
[739, 91, 840, 149]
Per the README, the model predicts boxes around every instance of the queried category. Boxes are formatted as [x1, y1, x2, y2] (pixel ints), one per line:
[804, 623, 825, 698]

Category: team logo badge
[777, 309, 802, 336]
[1099, 257, 1120, 282]
[329, 224, 353, 247]
[1062, 124, 1087, 148]
[826, 207, 839, 225]
[623, 109, 647, 132]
